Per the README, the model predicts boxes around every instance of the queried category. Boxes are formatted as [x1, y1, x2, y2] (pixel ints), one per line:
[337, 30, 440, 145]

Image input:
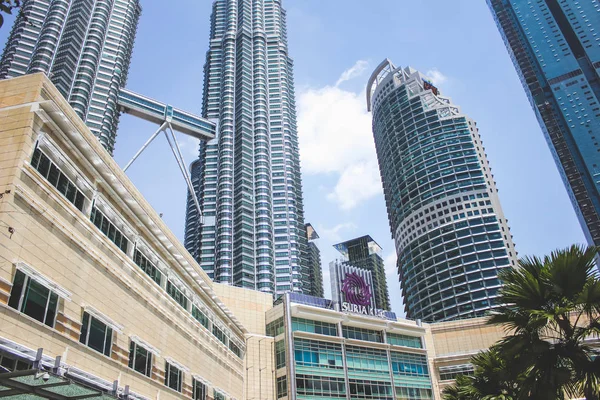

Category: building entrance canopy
[0, 370, 118, 400]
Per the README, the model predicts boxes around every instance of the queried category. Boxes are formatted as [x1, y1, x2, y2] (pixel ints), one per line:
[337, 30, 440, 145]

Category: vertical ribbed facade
[367, 61, 518, 322]
[0, 0, 141, 154]
[487, 0, 600, 249]
[184, 0, 308, 296]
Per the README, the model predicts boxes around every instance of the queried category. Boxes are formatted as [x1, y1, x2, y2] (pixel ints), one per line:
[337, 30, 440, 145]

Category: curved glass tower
[0, 0, 141, 154]
[367, 60, 518, 322]
[184, 0, 308, 296]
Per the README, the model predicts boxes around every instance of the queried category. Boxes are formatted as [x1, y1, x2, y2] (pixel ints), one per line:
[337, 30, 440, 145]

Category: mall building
[0, 73, 507, 400]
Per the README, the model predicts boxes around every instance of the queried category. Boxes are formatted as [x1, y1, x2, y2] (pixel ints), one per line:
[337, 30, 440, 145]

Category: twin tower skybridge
[117, 88, 217, 224]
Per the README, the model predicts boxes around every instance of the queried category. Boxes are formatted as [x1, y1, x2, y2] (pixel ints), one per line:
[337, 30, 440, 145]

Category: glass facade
[279, 295, 433, 400]
[367, 61, 518, 322]
[183, 0, 308, 296]
[292, 318, 338, 336]
[0, 0, 142, 154]
[488, 0, 600, 248]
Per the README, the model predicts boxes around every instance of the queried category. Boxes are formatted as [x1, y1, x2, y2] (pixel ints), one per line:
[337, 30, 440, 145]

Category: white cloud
[326, 160, 382, 210]
[318, 222, 357, 243]
[298, 60, 382, 210]
[425, 68, 447, 85]
[170, 132, 199, 160]
[383, 252, 397, 275]
[336, 60, 369, 87]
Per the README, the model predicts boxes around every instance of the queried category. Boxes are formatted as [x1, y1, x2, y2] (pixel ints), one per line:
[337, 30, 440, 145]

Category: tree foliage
[0, 0, 21, 29]
[443, 245, 600, 400]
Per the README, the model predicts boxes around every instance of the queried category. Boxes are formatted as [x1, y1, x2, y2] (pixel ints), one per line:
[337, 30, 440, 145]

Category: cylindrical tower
[367, 60, 518, 322]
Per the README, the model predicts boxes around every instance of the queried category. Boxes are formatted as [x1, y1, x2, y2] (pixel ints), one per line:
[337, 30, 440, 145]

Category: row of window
[7, 269, 226, 399]
[269, 317, 424, 348]
[30, 147, 244, 358]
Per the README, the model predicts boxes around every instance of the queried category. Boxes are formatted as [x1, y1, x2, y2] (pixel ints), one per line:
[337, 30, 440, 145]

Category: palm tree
[489, 245, 600, 400]
[442, 348, 519, 400]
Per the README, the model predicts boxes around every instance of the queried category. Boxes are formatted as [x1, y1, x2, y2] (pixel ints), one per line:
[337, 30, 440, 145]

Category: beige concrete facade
[424, 317, 505, 395]
[0, 73, 266, 400]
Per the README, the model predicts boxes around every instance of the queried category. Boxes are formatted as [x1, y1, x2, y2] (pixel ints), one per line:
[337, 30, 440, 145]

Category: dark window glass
[79, 312, 113, 357]
[165, 362, 182, 392]
[133, 250, 162, 285]
[8, 270, 58, 327]
[166, 281, 188, 309]
[128, 341, 152, 377]
[31, 148, 86, 211]
[193, 379, 207, 400]
[90, 206, 129, 254]
[191, 305, 210, 329]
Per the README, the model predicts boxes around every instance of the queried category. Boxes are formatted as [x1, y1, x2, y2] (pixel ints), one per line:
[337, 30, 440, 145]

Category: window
[31, 148, 86, 211]
[292, 318, 337, 336]
[294, 338, 343, 370]
[166, 281, 188, 309]
[275, 340, 286, 369]
[266, 318, 284, 337]
[391, 352, 429, 378]
[276, 376, 287, 398]
[128, 341, 152, 377]
[346, 346, 390, 377]
[79, 312, 113, 357]
[438, 364, 474, 381]
[214, 390, 226, 400]
[349, 379, 393, 400]
[192, 305, 210, 330]
[8, 270, 58, 328]
[193, 379, 207, 400]
[90, 206, 129, 253]
[342, 326, 383, 343]
[0, 352, 31, 372]
[213, 325, 227, 345]
[133, 250, 162, 285]
[165, 362, 182, 392]
[387, 333, 422, 349]
[296, 374, 346, 398]
[229, 341, 242, 358]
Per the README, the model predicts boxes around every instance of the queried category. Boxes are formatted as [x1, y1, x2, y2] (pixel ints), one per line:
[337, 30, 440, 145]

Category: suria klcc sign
[340, 272, 386, 318]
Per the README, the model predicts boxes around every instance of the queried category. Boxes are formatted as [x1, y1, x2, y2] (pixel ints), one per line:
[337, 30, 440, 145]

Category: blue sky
[0, 1, 587, 317]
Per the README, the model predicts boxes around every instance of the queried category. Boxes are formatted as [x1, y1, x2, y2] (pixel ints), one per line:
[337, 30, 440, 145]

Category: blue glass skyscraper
[488, 0, 600, 247]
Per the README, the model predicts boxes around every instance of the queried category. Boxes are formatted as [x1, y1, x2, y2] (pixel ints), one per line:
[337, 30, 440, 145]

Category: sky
[0, 0, 588, 317]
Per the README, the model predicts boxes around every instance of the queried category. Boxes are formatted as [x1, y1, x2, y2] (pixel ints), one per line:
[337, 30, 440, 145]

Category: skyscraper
[184, 0, 308, 296]
[303, 223, 324, 298]
[0, 0, 141, 154]
[367, 60, 518, 322]
[333, 235, 390, 311]
[487, 0, 600, 247]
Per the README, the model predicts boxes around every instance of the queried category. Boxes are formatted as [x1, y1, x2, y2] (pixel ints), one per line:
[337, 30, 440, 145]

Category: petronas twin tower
[0, 0, 520, 322]
[0, 0, 309, 296]
[183, 0, 309, 295]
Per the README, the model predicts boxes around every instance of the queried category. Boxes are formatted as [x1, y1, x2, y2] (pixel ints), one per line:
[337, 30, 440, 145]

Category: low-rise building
[0, 73, 270, 400]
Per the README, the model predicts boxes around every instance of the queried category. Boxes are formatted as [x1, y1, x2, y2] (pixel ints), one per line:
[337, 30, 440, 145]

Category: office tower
[488, 0, 600, 248]
[184, 0, 308, 295]
[367, 60, 518, 322]
[333, 235, 390, 311]
[0, 0, 141, 154]
[303, 223, 324, 298]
